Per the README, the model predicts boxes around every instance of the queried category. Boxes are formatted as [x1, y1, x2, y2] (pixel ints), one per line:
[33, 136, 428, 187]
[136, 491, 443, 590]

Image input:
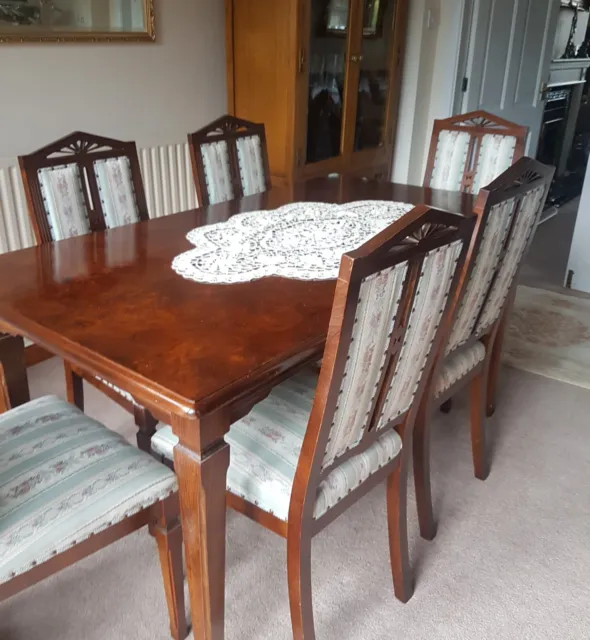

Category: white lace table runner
[172, 200, 415, 284]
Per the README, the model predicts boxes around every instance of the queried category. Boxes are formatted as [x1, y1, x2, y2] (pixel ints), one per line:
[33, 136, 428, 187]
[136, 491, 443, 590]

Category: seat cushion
[0, 396, 177, 583]
[151, 372, 402, 521]
[434, 341, 486, 398]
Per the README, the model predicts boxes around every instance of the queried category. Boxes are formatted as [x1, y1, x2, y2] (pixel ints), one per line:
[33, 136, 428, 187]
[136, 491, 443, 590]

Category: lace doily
[172, 200, 415, 284]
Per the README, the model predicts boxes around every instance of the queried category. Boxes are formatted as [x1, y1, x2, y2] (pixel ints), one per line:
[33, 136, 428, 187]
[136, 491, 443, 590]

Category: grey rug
[1, 358, 589, 640]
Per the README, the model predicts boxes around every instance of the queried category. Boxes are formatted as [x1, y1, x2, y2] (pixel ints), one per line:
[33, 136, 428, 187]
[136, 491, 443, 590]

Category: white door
[461, 0, 560, 156]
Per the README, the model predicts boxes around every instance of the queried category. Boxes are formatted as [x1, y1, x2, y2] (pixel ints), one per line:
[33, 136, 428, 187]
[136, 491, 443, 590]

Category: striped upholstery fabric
[476, 187, 545, 332]
[446, 198, 517, 354]
[37, 165, 90, 240]
[201, 140, 234, 204]
[151, 372, 402, 521]
[0, 396, 177, 583]
[94, 156, 140, 229]
[434, 341, 486, 397]
[236, 135, 266, 196]
[322, 263, 408, 468]
[376, 241, 463, 428]
[429, 131, 471, 192]
[472, 134, 518, 194]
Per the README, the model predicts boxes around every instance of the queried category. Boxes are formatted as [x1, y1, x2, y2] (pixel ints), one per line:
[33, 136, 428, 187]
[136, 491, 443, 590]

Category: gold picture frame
[0, 0, 155, 43]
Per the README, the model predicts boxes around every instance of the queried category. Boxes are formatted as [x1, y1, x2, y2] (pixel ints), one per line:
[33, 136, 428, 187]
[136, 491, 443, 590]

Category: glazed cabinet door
[297, 0, 407, 178]
[303, 0, 355, 166]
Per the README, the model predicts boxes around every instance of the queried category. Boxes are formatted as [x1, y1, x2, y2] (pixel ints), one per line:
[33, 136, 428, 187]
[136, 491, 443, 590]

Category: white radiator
[0, 142, 198, 255]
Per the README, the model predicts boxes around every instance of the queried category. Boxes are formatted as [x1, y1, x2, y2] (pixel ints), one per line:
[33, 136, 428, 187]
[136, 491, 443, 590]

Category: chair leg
[470, 370, 490, 481]
[440, 398, 453, 414]
[486, 329, 505, 418]
[64, 362, 84, 411]
[134, 405, 158, 453]
[387, 461, 413, 603]
[413, 401, 436, 540]
[150, 495, 188, 640]
[287, 528, 315, 640]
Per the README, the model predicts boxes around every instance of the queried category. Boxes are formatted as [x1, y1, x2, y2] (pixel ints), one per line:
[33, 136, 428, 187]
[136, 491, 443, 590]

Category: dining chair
[150, 204, 475, 638]
[413, 157, 554, 542]
[18, 131, 160, 448]
[187, 114, 271, 206]
[0, 333, 187, 640]
[423, 110, 528, 195]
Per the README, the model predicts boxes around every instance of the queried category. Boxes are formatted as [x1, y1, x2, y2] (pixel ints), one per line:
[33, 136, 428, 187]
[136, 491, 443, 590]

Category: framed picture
[0, 0, 155, 43]
[325, 0, 387, 38]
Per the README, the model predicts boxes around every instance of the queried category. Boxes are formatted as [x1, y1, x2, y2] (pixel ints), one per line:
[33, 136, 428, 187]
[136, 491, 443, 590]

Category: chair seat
[0, 396, 177, 583]
[151, 372, 402, 521]
[434, 341, 486, 397]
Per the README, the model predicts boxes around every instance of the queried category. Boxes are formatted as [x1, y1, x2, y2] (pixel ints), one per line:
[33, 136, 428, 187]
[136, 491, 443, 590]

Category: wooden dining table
[0, 176, 475, 639]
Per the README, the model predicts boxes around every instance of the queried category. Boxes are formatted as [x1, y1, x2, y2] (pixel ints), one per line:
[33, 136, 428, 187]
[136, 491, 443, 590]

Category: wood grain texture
[0, 177, 476, 640]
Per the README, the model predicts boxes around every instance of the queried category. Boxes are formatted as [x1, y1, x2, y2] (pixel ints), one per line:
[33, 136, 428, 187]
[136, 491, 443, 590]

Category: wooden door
[296, 0, 407, 179]
[462, 0, 560, 156]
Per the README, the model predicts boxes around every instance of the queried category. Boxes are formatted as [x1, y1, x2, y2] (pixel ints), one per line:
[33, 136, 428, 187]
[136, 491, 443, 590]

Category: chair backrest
[445, 157, 555, 356]
[293, 205, 475, 516]
[424, 110, 528, 195]
[19, 131, 149, 244]
[188, 115, 271, 207]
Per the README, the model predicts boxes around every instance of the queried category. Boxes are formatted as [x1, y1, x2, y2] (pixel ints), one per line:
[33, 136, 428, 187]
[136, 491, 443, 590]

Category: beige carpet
[2, 358, 590, 640]
[505, 285, 590, 389]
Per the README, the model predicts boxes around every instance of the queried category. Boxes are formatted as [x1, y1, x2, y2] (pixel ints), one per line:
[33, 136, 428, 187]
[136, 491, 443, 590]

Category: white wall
[0, 0, 227, 169]
[567, 168, 590, 292]
[392, 0, 465, 185]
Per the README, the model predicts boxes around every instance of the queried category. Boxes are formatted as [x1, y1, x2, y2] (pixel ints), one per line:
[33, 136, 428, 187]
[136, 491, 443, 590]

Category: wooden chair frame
[19, 131, 158, 449]
[188, 114, 271, 207]
[225, 206, 476, 639]
[413, 157, 555, 542]
[19, 130, 149, 245]
[423, 110, 529, 194]
[0, 334, 188, 640]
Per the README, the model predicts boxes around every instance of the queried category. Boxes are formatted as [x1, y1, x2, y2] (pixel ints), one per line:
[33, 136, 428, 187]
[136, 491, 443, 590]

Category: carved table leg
[172, 414, 230, 640]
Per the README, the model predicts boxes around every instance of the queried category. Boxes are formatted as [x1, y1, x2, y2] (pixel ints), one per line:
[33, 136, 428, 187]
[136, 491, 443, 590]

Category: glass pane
[306, 0, 349, 164]
[354, 0, 395, 152]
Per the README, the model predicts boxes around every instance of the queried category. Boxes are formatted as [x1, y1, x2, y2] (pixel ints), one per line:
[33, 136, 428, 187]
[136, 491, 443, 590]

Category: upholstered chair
[18, 132, 160, 447]
[424, 110, 528, 195]
[150, 205, 475, 638]
[413, 157, 554, 542]
[0, 333, 187, 640]
[188, 115, 271, 206]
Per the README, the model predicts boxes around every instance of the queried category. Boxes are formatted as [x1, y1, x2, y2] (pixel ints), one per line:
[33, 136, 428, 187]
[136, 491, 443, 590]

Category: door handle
[350, 54, 364, 63]
[539, 82, 549, 102]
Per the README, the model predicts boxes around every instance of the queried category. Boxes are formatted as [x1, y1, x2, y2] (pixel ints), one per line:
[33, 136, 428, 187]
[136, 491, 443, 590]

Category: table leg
[0, 334, 30, 411]
[173, 415, 230, 640]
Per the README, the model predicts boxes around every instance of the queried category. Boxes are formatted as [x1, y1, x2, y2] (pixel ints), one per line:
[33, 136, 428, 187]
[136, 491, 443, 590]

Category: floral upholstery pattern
[434, 341, 486, 397]
[151, 371, 403, 521]
[236, 135, 267, 197]
[0, 396, 177, 583]
[38, 165, 90, 240]
[472, 134, 518, 194]
[322, 263, 408, 468]
[477, 187, 545, 332]
[429, 131, 471, 192]
[94, 156, 140, 229]
[201, 140, 234, 204]
[446, 198, 517, 354]
[376, 241, 464, 427]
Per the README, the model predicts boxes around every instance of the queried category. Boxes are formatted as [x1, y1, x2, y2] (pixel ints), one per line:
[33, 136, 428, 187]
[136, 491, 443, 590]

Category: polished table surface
[0, 176, 475, 640]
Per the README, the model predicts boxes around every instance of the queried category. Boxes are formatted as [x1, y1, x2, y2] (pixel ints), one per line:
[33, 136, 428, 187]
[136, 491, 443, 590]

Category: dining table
[0, 175, 475, 639]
